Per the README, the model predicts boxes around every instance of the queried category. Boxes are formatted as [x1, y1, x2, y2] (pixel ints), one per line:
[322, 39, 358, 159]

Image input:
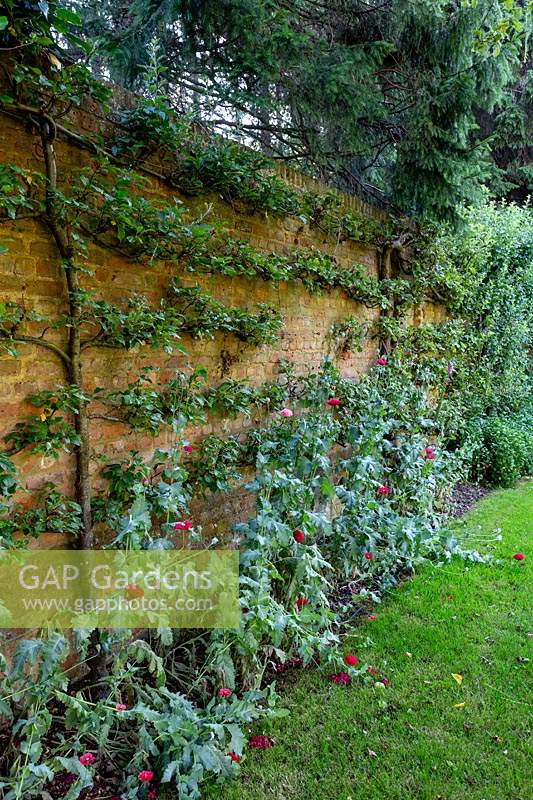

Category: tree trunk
[39, 117, 93, 549]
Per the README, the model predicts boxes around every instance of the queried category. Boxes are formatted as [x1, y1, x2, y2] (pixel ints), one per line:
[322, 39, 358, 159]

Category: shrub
[474, 409, 533, 487]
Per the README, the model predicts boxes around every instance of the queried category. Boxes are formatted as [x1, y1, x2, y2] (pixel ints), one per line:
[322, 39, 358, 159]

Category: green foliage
[328, 316, 369, 356]
[169, 281, 283, 345]
[187, 434, 243, 497]
[189, 238, 390, 307]
[473, 410, 533, 487]
[406, 201, 533, 482]
[71, 0, 530, 219]
[3, 412, 80, 457]
[92, 447, 191, 547]
[0, 483, 82, 549]
[0, 453, 17, 499]
[67, 165, 212, 262]
[78, 291, 186, 353]
[2, 385, 87, 457]
[0, 163, 38, 219]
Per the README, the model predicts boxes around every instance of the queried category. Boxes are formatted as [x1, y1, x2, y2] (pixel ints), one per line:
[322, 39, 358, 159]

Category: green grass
[206, 481, 532, 800]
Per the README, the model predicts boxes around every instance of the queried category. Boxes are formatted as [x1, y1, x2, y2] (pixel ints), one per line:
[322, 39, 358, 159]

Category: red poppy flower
[241, 606, 249, 614]
[377, 485, 391, 495]
[327, 398, 340, 406]
[329, 671, 351, 685]
[173, 520, 193, 530]
[293, 529, 305, 543]
[138, 770, 154, 783]
[115, 703, 127, 711]
[218, 687, 232, 698]
[363, 551, 373, 560]
[183, 444, 193, 453]
[367, 614, 377, 621]
[513, 553, 525, 561]
[344, 654, 359, 667]
[376, 356, 388, 366]
[296, 596, 309, 609]
[79, 753, 95, 766]
[248, 735, 272, 749]
[382, 677, 390, 685]
[228, 752, 240, 763]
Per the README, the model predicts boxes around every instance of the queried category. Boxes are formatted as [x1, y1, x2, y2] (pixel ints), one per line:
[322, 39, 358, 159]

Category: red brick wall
[0, 104, 443, 544]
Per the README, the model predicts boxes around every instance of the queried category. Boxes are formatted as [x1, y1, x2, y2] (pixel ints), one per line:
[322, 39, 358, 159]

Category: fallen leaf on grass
[454, 702, 466, 708]
[367, 749, 378, 758]
[451, 673, 463, 685]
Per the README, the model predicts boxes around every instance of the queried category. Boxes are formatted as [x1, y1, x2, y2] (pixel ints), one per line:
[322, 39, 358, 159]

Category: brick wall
[0, 103, 444, 545]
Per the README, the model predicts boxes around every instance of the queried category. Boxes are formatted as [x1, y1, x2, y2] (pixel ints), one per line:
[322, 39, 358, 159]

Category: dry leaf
[454, 702, 466, 708]
[451, 673, 463, 685]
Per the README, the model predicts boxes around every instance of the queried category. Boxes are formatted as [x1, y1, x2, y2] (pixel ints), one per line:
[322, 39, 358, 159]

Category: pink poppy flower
[327, 398, 340, 406]
[377, 485, 391, 495]
[376, 356, 388, 366]
[183, 444, 193, 453]
[79, 753, 95, 766]
[173, 520, 193, 530]
[423, 446, 436, 460]
[115, 703, 127, 711]
[279, 408, 293, 418]
[364, 551, 373, 560]
[218, 687, 232, 698]
[138, 770, 154, 783]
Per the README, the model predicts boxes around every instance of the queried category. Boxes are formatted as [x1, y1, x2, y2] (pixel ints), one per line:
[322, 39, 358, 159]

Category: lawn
[205, 481, 532, 800]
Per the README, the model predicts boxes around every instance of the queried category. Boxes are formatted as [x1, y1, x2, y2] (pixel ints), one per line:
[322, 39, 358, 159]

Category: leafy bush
[473, 410, 533, 487]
